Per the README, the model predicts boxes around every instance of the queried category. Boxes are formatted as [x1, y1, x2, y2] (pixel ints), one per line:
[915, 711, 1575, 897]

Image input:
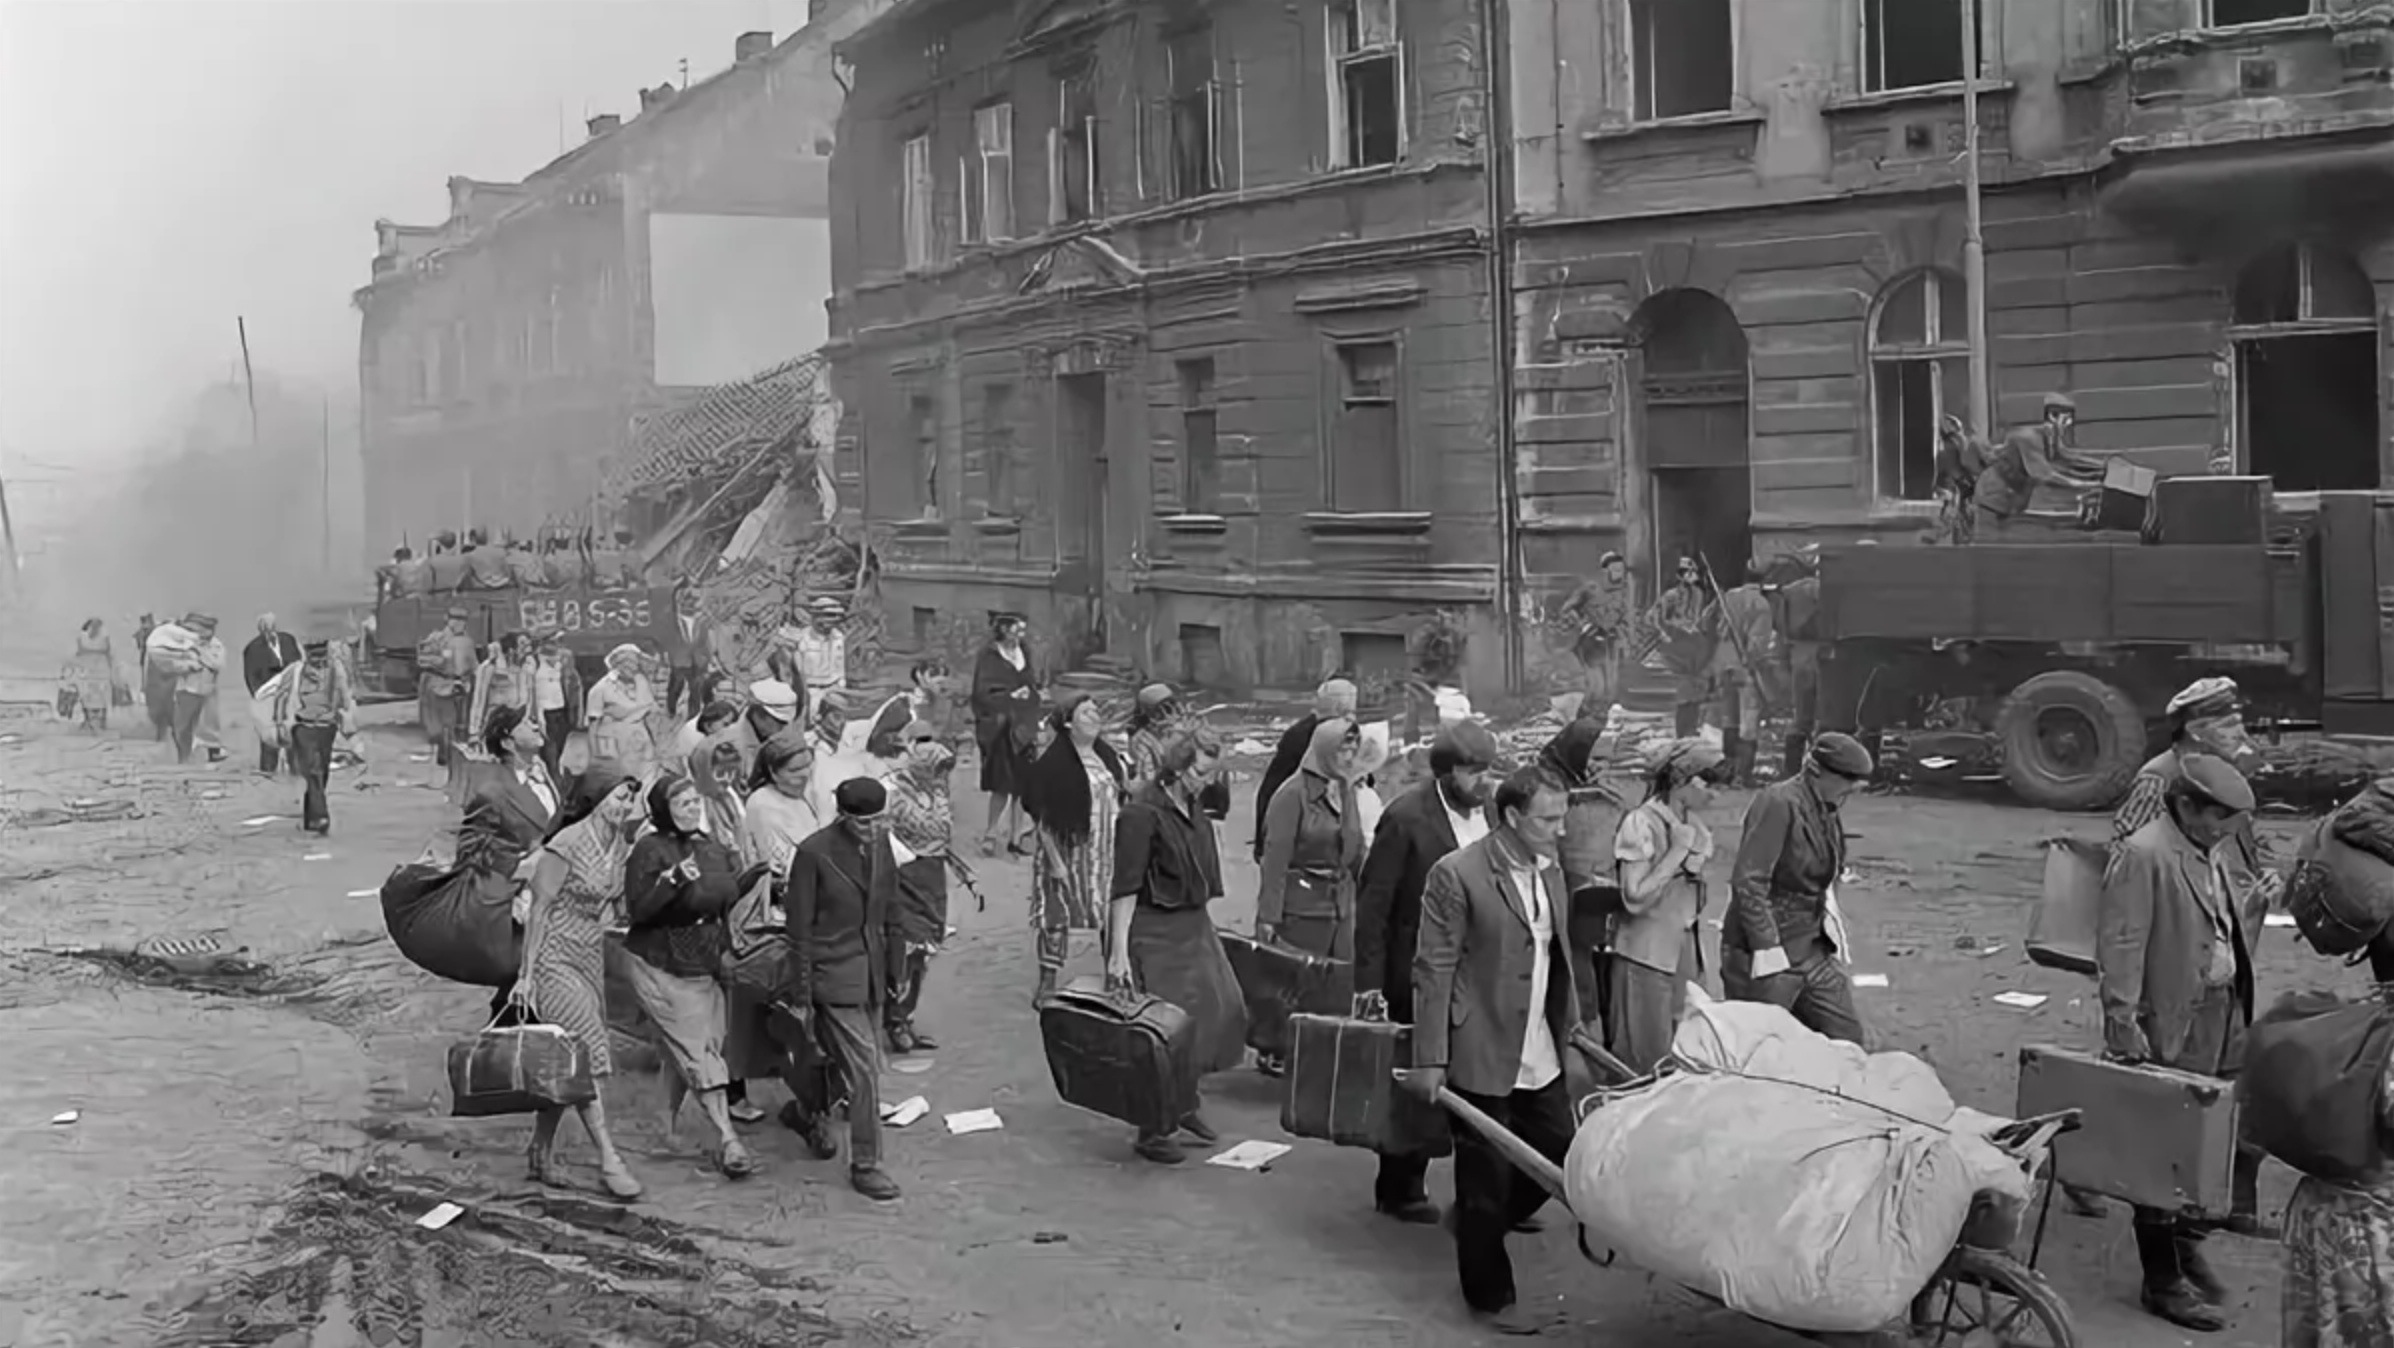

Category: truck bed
[1817, 543, 2300, 647]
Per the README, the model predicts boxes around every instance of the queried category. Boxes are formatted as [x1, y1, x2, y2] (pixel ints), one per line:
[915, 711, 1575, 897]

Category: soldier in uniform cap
[1722, 730, 1877, 1043]
[2097, 751, 2261, 1332]
[1971, 392, 2106, 540]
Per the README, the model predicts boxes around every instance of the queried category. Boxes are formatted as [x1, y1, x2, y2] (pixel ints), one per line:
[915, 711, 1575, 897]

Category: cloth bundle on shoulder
[2286, 815, 2394, 956]
[381, 860, 522, 988]
[2237, 989, 2394, 1185]
[146, 623, 203, 677]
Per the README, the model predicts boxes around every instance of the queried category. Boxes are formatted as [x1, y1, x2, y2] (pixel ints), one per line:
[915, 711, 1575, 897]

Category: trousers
[289, 723, 336, 832]
[1721, 944, 1867, 1046]
[773, 1001, 884, 1171]
[1450, 1077, 1575, 1313]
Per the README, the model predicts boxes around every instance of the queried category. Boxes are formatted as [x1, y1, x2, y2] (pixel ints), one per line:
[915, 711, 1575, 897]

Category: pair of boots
[2135, 1221, 2227, 1332]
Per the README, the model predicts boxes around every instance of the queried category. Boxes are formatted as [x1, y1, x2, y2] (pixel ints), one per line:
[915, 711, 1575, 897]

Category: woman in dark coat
[468, 705, 563, 1023]
[1024, 692, 1127, 1001]
[1107, 726, 1248, 1164]
[971, 613, 1040, 856]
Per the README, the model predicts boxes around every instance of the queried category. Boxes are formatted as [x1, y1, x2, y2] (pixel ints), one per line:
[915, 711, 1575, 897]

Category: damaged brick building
[825, 0, 1508, 691]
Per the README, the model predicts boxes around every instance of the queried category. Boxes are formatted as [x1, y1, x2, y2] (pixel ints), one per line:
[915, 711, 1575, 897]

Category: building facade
[354, 20, 863, 564]
[1505, 0, 2394, 616]
[827, 0, 1506, 691]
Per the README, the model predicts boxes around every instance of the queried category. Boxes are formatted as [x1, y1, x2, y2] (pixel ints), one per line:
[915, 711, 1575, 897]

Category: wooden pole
[0, 459, 19, 599]
[1961, 0, 1991, 437]
[236, 317, 261, 449]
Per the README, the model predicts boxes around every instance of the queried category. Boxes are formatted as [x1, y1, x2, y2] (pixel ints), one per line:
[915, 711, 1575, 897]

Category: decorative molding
[1302, 511, 1435, 538]
[1292, 278, 1428, 314]
[1157, 513, 1229, 536]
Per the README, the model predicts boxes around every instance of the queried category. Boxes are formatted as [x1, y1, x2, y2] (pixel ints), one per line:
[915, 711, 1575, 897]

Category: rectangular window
[1329, 341, 1402, 512]
[1168, 28, 1220, 199]
[2207, 0, 2309, 26]
[1329, 0, 1401, 169]
[981, 382, 1017, 515]
[1630, 0, 1734, 120]
[1862, 0, 1967, 93]
[909, 392, 940, 517]
[1178, 357, 1219, 513]
[967, 103, 1014, 243]
[902, 132, 936, 268]
[1049, 68, 1099, 223]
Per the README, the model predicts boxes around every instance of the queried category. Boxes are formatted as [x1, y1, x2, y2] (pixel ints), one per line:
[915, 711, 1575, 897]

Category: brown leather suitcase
[2015, 1043, 2239, 1218]
[1038, 977, 1200, 1134]
[1220, 931, 1353, 1055]
[1280, 1013, 1451, 1157]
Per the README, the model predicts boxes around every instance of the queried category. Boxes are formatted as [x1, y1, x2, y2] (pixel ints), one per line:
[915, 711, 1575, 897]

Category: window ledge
[970, 515, 1022, 536]
[1824, 79, 2017, 117]
[890, 517, 950, 540]
[1581, 107, 1765, 145]
[1304, 510, 1432, 538]
[1158, 513, 1229, 536]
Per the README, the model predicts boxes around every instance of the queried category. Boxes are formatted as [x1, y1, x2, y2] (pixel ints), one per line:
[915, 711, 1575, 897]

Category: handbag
[445, 1002, 596, 1117]
[2027, 837, 2104, 975]
[720, 870, 794, 998]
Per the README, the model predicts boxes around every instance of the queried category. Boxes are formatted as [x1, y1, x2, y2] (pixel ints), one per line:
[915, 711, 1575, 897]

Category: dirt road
[0, 699, 2364, 1347]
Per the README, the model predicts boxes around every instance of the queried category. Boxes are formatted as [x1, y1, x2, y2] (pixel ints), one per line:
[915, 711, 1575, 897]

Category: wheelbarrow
[1434, 1030, 2084, 1347]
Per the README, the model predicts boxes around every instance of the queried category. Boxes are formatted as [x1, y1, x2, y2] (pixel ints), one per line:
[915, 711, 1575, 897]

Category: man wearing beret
[776, 775, 907, 1201]
[1971, 391, 2105, 540]
[2098, 752, 2261, 1332]
[1722, 731, 1876, 1043]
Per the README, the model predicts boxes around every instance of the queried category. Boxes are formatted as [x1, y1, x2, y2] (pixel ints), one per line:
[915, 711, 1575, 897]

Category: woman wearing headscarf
[584, 643, 660, 779]
[688, 736, 752, 860]
[742, 732, 823, 880]
[67, 618, 115, 732]
[886, 719, 957, 1053]
[622, 775, 758, 1179]
[1024, 692, 1127, 1002]
[971, 614, 1041, 856]
[519, 767, 645, 1199]
[1107, 726, 1248, 1163]
[2271, 932, 2394, 1348]
[1254, 717, 1366, 1074]
[468, 631, 535, 743]
[1609, 738, 1728, 1072]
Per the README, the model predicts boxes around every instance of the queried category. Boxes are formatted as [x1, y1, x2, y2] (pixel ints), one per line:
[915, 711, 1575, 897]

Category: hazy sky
[0, 0, 816, 467]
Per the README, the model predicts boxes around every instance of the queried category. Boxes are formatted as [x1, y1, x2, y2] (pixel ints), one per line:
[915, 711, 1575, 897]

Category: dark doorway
[2240, 333, 2379, 492]
[1634, 288, 1752, 586]
[1056, 372, 1109, 649]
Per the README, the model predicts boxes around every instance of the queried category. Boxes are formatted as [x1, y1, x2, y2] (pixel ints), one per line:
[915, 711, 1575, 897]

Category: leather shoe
[1134, 1135, 1186, 1165]
[849, 1167, 901, 1202]
[2140, 1280, 2227, 1333]
[2177, 1242, 2229, 1305]
[1376, 1199, 1442, 1225]
[779, 1101, 840, 1160]
[1474, 1304, 1562, 1336]
[1178, 1113, 1219, 1145]
[907, 1026, 939, 1051]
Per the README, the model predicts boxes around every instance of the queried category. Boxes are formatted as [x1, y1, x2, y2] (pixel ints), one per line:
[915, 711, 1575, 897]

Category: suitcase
[2015, 1043, 2239, 1218]
[1038, 977, 1200, 1134]
[2151, 474, 2271, 545]
[2098, 458, 2157, 534]
[2026, 838, 2103, 975]
[1280, 1013, 1451, 1157]
[1220, 931, 1353, 1055]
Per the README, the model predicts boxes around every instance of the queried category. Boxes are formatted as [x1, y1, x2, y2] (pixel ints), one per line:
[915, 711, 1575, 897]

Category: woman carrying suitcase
[1253, 717, 1367, 1073]
[1025, 694, 1127, 1002]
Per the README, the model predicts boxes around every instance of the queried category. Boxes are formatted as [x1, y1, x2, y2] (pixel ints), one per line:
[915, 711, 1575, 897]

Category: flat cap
[2167, 676, 2240, 722]
[1430, 720, 1501, 774]
[748, 679, 799, 718]
[1809, 731, 1877, 781]
[446, 606, 470, 620]
[2178, 752, 2255, 813]
[2042, 392, 2078, 414]
[833, 776, 888, 817]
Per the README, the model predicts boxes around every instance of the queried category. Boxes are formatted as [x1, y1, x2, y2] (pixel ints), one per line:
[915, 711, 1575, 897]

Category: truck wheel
[1996, 671, 2145, 813]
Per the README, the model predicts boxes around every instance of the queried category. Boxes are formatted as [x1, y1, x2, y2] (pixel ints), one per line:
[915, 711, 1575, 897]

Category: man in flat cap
[1355, 718, 1499, 1225]
[1255, 677, 1359, 861]
[775, 775, 907, 1202]
[1972, 391, 2105, 540]
[1722, 730, 1877, 1043]
[2098, 752, 2260, 1332]
[415, 606, 479, 767]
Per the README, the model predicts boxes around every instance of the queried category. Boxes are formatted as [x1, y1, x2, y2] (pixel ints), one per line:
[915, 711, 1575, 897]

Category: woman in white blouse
[740, 733, 822, 878]
[585, 643, 660, 780]
[1608, 738, 1729, 1073]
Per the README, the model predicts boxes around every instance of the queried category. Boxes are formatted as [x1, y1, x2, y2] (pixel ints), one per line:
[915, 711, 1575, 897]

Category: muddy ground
[0, 696, 2372, 1348]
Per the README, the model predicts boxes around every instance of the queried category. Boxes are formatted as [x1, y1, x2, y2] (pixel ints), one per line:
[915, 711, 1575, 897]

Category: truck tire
[1996, 671, 2146, 813]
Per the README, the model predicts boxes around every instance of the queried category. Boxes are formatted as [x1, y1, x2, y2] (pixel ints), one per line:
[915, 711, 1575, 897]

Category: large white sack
[1563, 1073, 2023, 1333]
[1671, 985, 1961, 1124]
[250, 664, 296, 743]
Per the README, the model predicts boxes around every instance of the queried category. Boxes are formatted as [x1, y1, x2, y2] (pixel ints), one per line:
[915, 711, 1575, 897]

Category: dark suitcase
[2151, 474, 2271, 545]
[1038, 977, 1200, 1134]
[2016, 1043, 2239, 1218]
[1280, 1013, 1451, 1156]
[1220, 931, 1353, 1055]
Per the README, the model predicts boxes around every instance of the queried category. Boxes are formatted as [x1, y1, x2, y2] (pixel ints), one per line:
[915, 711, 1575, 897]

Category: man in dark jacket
[1722, 731, 1876, 1043]
[776, 775, 906, 1202]
[1252, 677, 1357, 860]
[1354, 719, 1498, 1224]
[242, 613, 303, 774]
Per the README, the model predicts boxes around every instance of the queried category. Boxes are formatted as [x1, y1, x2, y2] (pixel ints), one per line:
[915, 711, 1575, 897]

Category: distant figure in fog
[272, 638, 355, 837]
[66, 618, 115, 733]
[244, 614, 303, 774]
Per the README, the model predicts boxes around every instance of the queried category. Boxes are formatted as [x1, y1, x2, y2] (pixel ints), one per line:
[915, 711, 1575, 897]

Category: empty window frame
[909, 392, 941, 517]
[1168, 27, 1221, 199]
[1861, 0, 1968, 94]
[1328, 0, 1402, 169]
[1328, 340, 1403, 512]
[1178, 357, 1220, 513]
[2207, 0, 2310, 27]
[901, 132, 936, 268]
[965, 103, 1015, 243]
[1050, 66, 1100, 223]
[1629, 0, 1735, 120]
[1868, 270, 1969, 502]
[980, 382, 1018, 515]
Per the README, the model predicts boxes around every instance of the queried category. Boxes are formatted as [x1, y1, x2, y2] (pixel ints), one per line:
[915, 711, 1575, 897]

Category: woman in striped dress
[1023, 694, 1126, 1002]
[521, 767, 646, 1200]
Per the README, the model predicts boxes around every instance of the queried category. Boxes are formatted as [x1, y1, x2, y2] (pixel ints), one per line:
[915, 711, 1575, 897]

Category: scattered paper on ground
[1852, 973, 1891, 989]
[881, 1096, 930, 1128]
[346, 888, 377, 899]
[1206, 1140, 1290, 1171]
[49, 1110, 78, 1126]
[945, 1108, 1003, 1135]
[1993, 991, 2049, 1010]
[302, 852, 331, 862]
[415, 1202, 465, 1230]
[1918, 757, 1957, 770]
[2264, 913, 2298, 928]
[241, 815, 280, 827]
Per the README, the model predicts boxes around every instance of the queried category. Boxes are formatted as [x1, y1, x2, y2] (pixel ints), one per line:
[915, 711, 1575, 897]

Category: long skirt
[1606, 955, 1690, 1075]
[620, 952, 730, 1092]
[1126, 904, 1249, 1077]
[2282, 1173, 2394, 1348]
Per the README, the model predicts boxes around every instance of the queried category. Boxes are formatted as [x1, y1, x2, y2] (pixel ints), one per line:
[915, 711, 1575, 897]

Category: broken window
[2208, 0, 2310, 28]
[1630, 0, 1734, 120]
[1050, 67, 1099, 223]
[909, 392, 941, 518]
[1868, 270, 1969, 502]
[966, 103, 1014, 243]
[980, 382, 1017, 515]
[1862, 0, 1969, 94]
[1169, 27, 1221, 199]
[2233, 243, 2379, 493]
[1179, 357, 1220, 513]
[1329, 0, 1401, 169]
[1329, 341, 1402, 512]
[901, 132, 935, 268]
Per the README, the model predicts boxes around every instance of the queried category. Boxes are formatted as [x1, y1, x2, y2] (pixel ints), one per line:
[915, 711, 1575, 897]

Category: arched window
[1869, 269, 1968, 502]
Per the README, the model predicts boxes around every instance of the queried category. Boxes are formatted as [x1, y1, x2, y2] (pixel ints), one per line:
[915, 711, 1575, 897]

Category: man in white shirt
[794, 596, 848, 718]
[1404, 765, 1584, 1336]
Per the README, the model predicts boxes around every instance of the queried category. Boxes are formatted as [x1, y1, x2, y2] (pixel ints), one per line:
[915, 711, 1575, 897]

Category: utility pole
[236, 316, 261, 449]
[1960, 0, 1991, 437]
